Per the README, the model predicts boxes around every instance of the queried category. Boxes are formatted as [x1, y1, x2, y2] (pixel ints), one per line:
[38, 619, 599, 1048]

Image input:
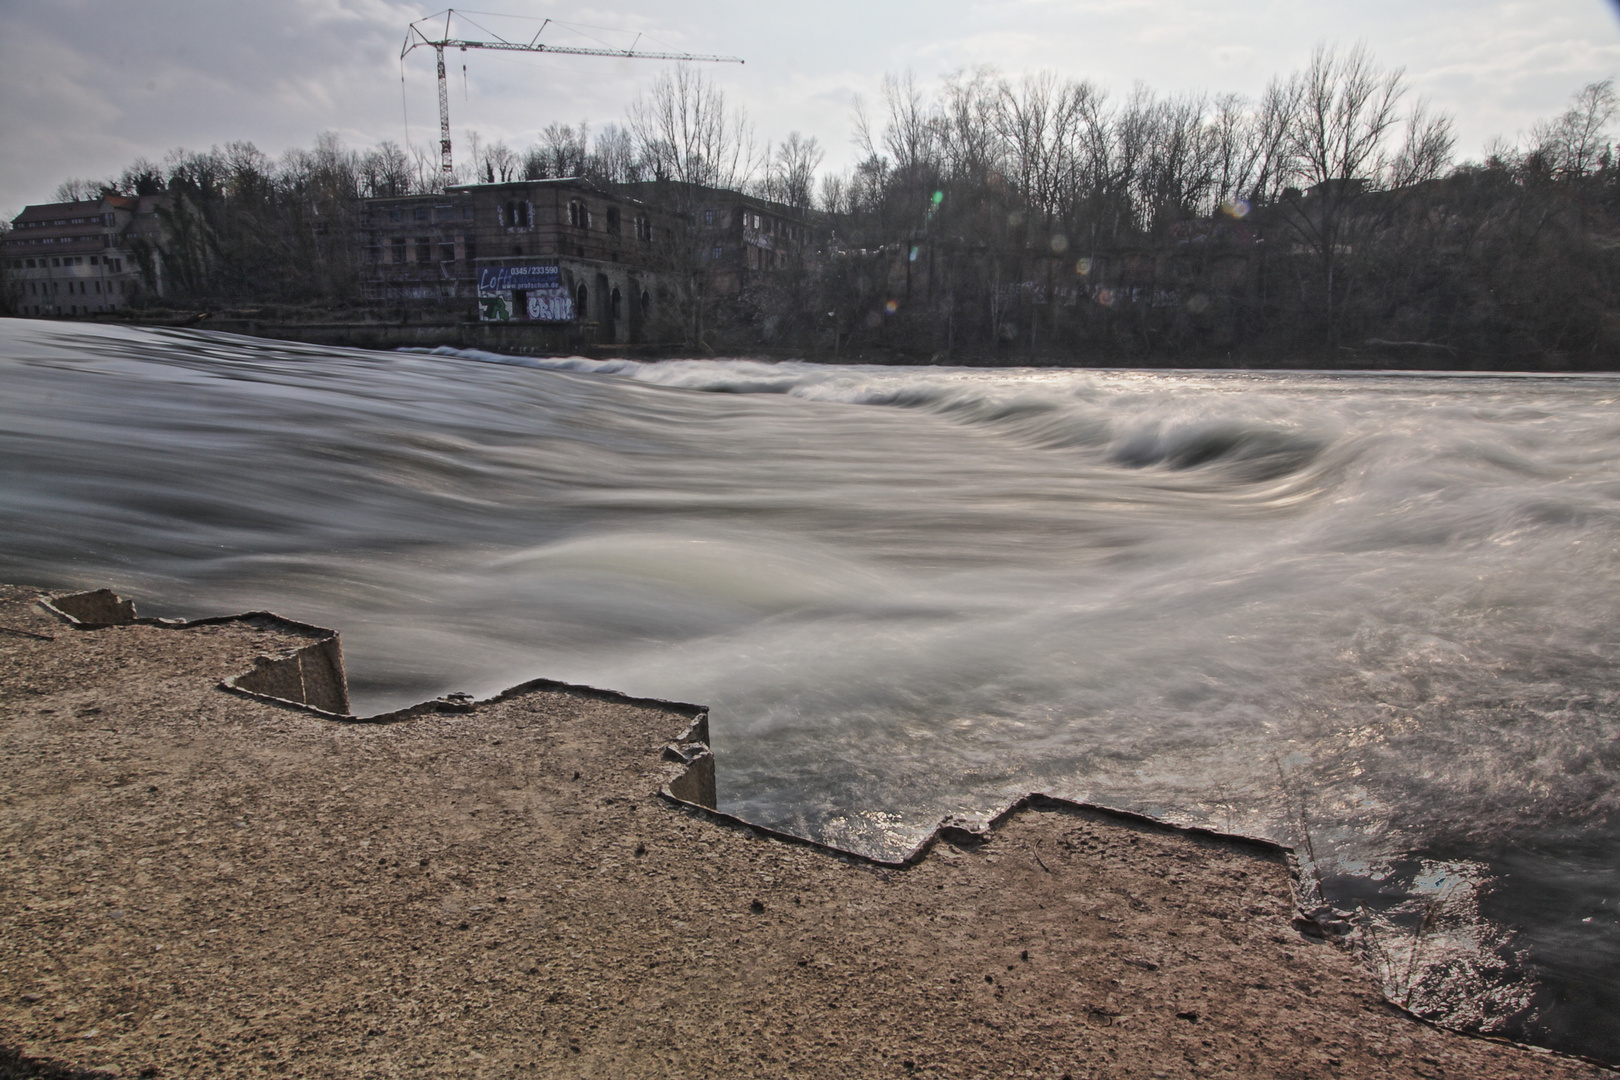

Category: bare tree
[626, 65, 758, 347]
[764, 132, 824, 210]
[52, 178, 97, 202]
[591, 123, 641, 184]
[1245, 77, 1303, 206]
[1280, 42, 1408, 341]
[1288, 43, 1406, 190]
[628, 65, 756, 191]
[409, 143, 451, 193]
[994, 72, 1087, 223]
[1390, 100, 1456, 188]
[939, 67, 1001, 187]
[1531, 78, 1617, 177]
[877, 71, 942, 182]
[818, 172, 850, 216]
[473, 138, 520, 184]
[359, 141, 415, 198]
[537, 121, 591, 180]
[1139, 91, 1218, 226]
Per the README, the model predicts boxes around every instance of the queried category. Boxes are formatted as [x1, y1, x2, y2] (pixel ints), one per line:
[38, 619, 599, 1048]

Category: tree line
[9, 45, 1618, 368]
[769, 46, 1618, 368]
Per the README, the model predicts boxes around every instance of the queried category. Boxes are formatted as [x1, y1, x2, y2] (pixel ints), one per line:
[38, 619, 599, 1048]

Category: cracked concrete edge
[31, 586, 1314, 899]
[30, 585, 1611, 1074]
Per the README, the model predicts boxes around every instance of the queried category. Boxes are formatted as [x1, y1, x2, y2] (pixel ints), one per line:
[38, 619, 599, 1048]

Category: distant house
[358, 177, 677, 345]
[2, 195, 168, 317]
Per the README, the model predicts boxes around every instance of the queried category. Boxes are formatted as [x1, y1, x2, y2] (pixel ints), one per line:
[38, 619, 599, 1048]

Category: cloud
[2, 0, 1616, 214]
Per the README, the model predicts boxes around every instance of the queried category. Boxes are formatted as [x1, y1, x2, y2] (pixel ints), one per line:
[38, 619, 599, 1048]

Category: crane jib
[401, 20, 743, 175]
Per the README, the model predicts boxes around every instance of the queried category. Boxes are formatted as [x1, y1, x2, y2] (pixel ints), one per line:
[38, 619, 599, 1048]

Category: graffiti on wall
[524, 291, 573, 321]
[477, 263, 574, 322]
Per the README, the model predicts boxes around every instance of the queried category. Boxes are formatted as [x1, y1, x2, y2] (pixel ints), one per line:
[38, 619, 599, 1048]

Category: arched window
[568, 200, 589, 229]
[576, 284, 588, 319]
[640, 289, 651, 315]
[504, 200, 531, 228]
[635, 213, 651, 242]
[611, 288, 622, 320]
[606, 207, 621, 235]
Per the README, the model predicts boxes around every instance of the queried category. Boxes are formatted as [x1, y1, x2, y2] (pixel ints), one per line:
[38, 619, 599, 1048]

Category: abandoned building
[2, 195, 168, 317]
[699, 191, 820, 293]
[358, 177, 680, 345]
[617, 182, 822, 297]
[4, 178, 826, 348]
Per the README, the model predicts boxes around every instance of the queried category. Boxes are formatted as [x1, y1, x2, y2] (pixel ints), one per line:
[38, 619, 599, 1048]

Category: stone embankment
[0, 583, 1608, 1079]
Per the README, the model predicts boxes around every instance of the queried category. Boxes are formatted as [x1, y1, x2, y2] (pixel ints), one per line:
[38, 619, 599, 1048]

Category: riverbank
[11, 310, 1607, 370]
[0, 582, 1609, 1079]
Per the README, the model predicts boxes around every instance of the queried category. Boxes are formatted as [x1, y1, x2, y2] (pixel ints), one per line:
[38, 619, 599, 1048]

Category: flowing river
[1, 319, 1615, 1061]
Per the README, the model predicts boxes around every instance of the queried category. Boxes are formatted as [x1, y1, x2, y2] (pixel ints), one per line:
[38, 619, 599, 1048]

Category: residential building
[3, 195, 167, 317]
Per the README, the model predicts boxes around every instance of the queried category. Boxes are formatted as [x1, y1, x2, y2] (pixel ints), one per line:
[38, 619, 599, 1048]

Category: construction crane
[401, 9, 743, 178]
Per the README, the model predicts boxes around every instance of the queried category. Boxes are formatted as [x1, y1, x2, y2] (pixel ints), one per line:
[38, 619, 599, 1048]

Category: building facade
[358, 178, 677, 345]
[617, 183, 823, 297]
[3, 195, 167, 317]
[695, 192, 820, 294]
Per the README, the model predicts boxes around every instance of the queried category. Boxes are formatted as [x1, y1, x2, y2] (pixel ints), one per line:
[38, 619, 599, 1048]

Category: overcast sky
[3, 0, 1618, 216]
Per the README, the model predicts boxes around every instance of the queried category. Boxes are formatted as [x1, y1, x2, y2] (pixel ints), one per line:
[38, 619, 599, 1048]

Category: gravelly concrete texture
[0, 583, 1608, 1079]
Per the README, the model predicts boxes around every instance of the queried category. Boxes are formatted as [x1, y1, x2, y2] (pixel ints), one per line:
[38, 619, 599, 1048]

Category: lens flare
[884, 299, 899, 315]
[1221, 198, 1252, 218]
[1075, 258, 1092, 276]
[1049, 233, 1069, 254]
[931, 190, 944, 206]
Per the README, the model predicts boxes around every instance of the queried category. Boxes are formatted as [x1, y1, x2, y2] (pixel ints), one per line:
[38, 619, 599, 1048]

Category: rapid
[1, 319, 1615, 1061]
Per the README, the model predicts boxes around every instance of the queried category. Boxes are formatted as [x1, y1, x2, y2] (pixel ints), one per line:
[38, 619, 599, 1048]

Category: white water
[2, 320, 1615, 1058]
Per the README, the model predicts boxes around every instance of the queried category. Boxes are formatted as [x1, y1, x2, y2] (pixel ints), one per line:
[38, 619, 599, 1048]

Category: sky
[2, 0, 1619, 217]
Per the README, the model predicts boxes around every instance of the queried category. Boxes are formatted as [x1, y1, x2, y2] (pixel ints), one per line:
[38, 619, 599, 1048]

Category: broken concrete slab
[0, 583, 1608, 1079]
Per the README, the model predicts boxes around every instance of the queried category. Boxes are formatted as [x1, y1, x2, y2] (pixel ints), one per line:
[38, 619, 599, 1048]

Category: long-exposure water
[1, 319, 1615, 1061]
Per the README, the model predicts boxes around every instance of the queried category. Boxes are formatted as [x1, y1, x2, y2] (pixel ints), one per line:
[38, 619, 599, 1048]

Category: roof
[615, 180, 818, 225]
[447, 177, 591, 191]
[9, 194, 157, 227]
[12, 200, 106, 225]
[443, 176, 659, 211]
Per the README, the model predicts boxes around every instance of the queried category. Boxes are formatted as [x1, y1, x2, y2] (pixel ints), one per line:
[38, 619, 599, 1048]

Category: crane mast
[402, 9, 743, 178]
